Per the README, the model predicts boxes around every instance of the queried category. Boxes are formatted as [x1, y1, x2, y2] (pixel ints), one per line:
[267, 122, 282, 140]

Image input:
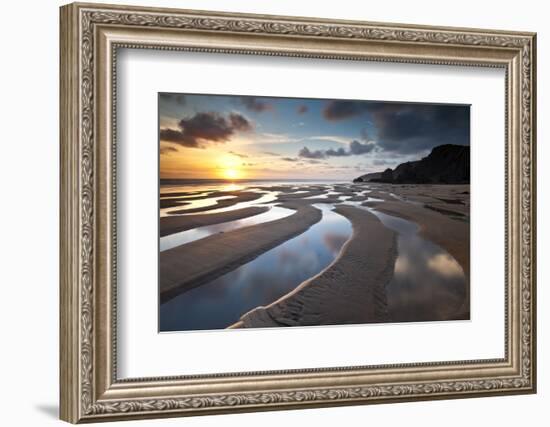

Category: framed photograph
[60, 2, 537, 423]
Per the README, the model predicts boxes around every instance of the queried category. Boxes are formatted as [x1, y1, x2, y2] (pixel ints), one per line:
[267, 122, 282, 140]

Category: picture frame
[59, 2, 537, 423]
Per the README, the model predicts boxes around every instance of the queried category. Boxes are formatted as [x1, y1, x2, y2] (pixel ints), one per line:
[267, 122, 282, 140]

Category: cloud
[368, 103, 470, 154]
[349, 140, 376, 155]
[229, 151, 248, 158]
[240, 96, 273, 113]
[229, 113, 252, 130]
[159, 111, 252, 148]
[308, 135, 350, 145]
[255, 133, 350, 147]
[160, 145, 178, 155]
[298, 147, 326, 159]
[160, 93, 186, 105]
[256, 133, 297, 145]
[322, 101, 469, 155]
[297, 104, 308, 114]
[299, 140, 376, 159]
[282, 157, 299, 162]
[325, 147, 348, 157]
[323, 100, 369, 121]
[261, 151, 281, 157]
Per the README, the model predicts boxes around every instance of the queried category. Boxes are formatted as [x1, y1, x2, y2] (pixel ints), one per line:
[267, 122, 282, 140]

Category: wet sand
[160, 202, 322, 303]
[277, 189, 327, 200]
[159, 182, 470, 328]
[160, 206, 269, 237]
[169, 191, 264, 214]
[160, 199, 189, 209]
[233, 205, 397, 328]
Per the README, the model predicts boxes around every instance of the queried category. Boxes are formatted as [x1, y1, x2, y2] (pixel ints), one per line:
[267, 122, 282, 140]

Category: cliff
[353, 144, 470, 184]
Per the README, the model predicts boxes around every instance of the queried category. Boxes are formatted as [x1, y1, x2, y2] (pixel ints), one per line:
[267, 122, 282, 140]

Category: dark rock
[353, 171, 381, 183]
[353, 144, 469, 184]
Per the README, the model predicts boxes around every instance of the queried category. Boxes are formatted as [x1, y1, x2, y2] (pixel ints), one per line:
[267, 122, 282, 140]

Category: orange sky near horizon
[159, 142, 336, 180]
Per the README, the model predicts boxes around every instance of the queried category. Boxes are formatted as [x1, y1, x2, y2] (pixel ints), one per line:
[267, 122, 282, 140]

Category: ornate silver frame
[60, 2, 537, 423]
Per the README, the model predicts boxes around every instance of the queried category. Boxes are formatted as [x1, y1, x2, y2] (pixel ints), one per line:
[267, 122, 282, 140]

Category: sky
[159, 93, 470, 180]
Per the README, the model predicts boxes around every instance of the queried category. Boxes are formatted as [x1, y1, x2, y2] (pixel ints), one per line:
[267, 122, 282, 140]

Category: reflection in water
[160, 206, 295, 251]
[159, 204, 352, 332]
[195, 191, 279, 215]
[304, 193, 328, 199]
[161, 191, 279, 217]
[161, 195, 236, 217]
[364, 209, 467, 322]
[428, 254, 464, 278]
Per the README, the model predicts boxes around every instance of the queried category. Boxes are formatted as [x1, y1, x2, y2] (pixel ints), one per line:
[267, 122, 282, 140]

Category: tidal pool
[160, 190, 279, 217]
[160, 195, 237, 217]
[362, 206, 467, 322]
[160, 205, 295, 251]
[159, 204, 352, 332]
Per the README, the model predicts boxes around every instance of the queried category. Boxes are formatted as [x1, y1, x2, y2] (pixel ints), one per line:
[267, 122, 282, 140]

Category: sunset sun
[218, 155, 243, 180]
[223, 168, 240, 180]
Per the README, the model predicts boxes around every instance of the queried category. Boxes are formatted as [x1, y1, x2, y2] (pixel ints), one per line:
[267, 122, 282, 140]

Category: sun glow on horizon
[223, 168, 241, 180]
[218, 155, 245, 180]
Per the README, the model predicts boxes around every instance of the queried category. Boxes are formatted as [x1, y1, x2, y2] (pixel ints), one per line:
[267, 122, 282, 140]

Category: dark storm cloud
[161, 93, 186, 105]
[323, 100, 369, 121]
[322, 100, 469, 155]
[159, 127, 199, 146]
[299, 140, 376, 159]
[240, 96, 273, 113]
[159, 111, 252, 148]
[368, 103, 469, 154]
[297, 104, 308, 114]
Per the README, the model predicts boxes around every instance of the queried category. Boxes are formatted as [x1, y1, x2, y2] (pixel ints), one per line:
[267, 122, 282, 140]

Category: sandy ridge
[234, 205, 398, 328]
[160, 202, 322, 303]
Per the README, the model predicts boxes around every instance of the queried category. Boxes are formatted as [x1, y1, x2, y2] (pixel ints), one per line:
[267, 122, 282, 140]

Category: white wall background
[0, 0, 545, 425]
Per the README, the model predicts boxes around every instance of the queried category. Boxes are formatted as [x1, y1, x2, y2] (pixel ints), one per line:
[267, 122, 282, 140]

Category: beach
[159, 181, 470, 330]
